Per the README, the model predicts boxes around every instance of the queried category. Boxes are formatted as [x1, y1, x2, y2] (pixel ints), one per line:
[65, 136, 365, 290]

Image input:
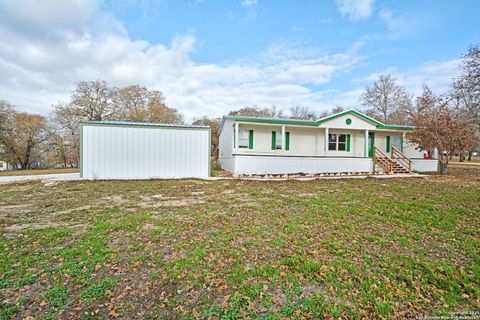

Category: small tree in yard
[408, 87, 478, 174]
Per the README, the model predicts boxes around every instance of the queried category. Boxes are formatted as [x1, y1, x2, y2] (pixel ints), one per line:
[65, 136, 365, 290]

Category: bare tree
[113, 85, 148, 120]
[49, 102, 82, 167]
[229, 106, 284, 118]
[289, 106, 317, 120]
[408, 87, 478, 174]
[0, 100, 15, 140]
[317, 106, 344, 119]
[0, 100, 16, 166]
[360, 75, 411, 124]
[72, 80, 115, 121]
[453, 44, 480, 160]
[192, 116, 221, 159]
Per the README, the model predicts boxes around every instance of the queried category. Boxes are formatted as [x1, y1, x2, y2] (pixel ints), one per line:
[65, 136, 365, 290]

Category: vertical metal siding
[82, 124, 210, 179]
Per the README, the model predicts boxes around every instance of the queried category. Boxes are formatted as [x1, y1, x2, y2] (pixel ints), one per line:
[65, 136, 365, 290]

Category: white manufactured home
[80, 121, 211, 180]
[219, 109, 437, 175]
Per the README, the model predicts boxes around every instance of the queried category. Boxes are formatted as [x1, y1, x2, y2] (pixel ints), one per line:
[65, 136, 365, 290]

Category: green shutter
[285, 132, 290, 150]
[248, 130, 253, 149]
[386, 136, 391, 153]
[346, 134, 350, 152]
[400, 136, 403, 152]
[271, 131, 276, 150]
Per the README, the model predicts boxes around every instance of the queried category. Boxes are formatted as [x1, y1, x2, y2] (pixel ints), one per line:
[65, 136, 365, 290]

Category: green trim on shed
[80, 121, 210, 131]
[208, 128, 211, 177]
[80, 123, 83, 178]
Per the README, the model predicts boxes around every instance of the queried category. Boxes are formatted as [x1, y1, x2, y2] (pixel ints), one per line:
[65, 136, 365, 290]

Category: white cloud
[378, 9, 421, 38]
[397, 59, 461, 95]
[0, 0, 371, 120]
[336, 0, 375, 21]
[342, 59, 461, 112]
[0, 1, 462, 121]
[240, 0, 257, 8]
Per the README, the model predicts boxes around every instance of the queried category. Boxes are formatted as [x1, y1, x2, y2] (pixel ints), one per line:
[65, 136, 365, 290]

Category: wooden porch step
[373, 146, 412, 174]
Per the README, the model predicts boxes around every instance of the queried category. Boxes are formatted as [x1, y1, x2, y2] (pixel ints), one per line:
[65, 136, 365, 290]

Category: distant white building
[0, 161, 7, 171]
[219, 109, 438, 175]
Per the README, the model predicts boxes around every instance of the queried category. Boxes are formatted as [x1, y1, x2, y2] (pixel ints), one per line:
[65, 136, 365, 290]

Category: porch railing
[373, 146, 394, 173]
[391, 146, 412, 173]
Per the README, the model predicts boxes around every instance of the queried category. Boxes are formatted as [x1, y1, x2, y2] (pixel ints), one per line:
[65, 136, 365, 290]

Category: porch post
[234, 122, 239, 150]
[281, 125, 286, 150]
[324, 127, 329, 154]
[364, 129, 369, 157]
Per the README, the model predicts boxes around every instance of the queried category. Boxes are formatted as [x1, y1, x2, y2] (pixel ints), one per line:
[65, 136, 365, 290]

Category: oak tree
[407, 87, 478, 174]
[113, 85, 183, 124]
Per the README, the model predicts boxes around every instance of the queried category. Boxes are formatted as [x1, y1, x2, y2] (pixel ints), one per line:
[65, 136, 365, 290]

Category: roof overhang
[222, 109, 414, 131]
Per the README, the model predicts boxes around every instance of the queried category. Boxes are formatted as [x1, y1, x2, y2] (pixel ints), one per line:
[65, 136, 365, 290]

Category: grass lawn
[1, 167, 479, 319]
[0, 168, 79, 177]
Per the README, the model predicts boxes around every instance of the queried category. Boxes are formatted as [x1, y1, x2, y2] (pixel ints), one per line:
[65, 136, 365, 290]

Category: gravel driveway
[0, 173, 81, 184]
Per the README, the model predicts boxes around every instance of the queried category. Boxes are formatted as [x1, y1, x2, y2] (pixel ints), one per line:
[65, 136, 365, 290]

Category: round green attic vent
[346, 118, 352, 125]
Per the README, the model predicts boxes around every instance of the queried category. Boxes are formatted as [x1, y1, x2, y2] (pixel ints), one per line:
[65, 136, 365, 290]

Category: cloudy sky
[0, 0, 478, 120]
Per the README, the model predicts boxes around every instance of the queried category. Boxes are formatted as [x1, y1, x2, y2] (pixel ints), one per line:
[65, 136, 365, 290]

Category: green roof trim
[378, 124, 414, 130]
[224, 116, 317, 126]
[224, 109, 414, 131]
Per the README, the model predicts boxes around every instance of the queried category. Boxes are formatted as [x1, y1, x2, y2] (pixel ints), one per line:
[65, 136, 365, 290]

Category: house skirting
[224, 155, 372, 175]
[411, 159, 438, 172]
[221, 155, 438, 175]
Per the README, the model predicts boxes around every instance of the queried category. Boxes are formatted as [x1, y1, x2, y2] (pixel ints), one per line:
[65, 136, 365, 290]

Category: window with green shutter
[271, 131, 276, 150]
[346, 134, 351, 152]
[285, 132, 290, 150]
[386, 136, 391, 153]
[328, 134, 347, 151]
[238, 130, 250, 148]
[248, 130, 253, 149]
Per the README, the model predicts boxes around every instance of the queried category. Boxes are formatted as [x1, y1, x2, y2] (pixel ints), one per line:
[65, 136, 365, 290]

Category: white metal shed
[80, 121, 211, 179]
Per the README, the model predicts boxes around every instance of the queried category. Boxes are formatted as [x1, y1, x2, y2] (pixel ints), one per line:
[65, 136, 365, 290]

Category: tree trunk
[459, 151, 464, 162]
[439, 161, 448, 174]
[439, 152, 448, 175]
[468, 151, 472, 161]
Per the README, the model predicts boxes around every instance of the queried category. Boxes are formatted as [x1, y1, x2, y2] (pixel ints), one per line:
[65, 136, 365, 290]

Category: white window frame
[328, 133, 347, 151]
[238, 129, 249, 149]
[275, 131, 282, 150]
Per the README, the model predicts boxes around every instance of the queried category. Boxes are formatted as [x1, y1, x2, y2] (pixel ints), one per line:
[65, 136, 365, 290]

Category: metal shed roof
[80, 120, 210, 129]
